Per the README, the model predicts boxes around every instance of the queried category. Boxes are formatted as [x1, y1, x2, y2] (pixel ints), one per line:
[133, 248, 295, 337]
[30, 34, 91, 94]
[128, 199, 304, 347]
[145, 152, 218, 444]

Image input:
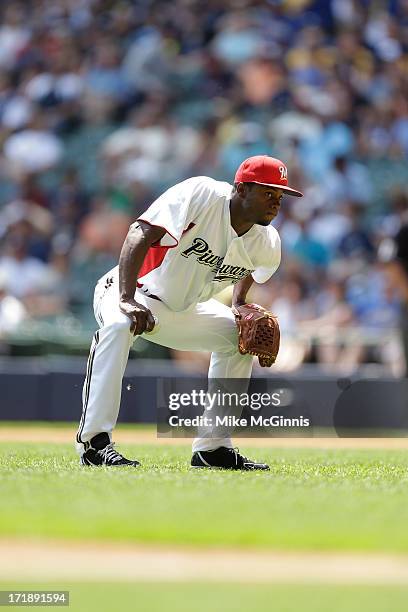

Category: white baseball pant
[76, 272, 254, 454]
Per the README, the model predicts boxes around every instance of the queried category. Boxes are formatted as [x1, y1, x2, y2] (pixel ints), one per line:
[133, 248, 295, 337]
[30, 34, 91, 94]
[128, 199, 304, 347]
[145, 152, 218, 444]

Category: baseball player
[76, 155, 303, 470]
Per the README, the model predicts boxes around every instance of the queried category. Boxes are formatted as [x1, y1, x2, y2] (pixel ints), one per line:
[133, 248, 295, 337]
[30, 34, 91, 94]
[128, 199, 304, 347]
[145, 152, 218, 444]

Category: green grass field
[1, 440, 408, 551]
[2, 426, 408, 611]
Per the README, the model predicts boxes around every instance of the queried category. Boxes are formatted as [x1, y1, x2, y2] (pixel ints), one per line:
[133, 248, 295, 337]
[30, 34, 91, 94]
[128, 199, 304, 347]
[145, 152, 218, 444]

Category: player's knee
[222, 322, 240, 350]
[226, 345, 249, 358]
[107, 319, 132, 337]
[216, 337, 241, 356]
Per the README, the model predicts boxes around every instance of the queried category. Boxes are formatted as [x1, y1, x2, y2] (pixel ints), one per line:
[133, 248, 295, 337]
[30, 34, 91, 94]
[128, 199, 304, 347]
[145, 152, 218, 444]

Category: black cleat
[80, 433, 140, 467]
[191, 447, 269, 471]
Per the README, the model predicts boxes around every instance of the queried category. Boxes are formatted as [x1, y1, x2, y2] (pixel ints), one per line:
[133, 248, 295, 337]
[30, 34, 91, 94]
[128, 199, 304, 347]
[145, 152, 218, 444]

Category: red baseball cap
[234, 155, 303, 197]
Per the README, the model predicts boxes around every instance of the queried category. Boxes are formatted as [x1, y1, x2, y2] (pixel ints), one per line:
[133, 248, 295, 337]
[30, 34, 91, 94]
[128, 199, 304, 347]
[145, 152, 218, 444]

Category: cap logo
[234, 156, 303, 197]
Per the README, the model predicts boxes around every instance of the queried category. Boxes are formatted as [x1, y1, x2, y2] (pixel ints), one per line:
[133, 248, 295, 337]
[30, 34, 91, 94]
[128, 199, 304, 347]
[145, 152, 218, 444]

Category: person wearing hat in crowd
[76, 156, 303, 470]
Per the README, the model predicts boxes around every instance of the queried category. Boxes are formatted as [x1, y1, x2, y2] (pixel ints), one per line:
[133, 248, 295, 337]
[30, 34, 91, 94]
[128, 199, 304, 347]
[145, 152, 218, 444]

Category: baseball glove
[232, 303, 280, 367]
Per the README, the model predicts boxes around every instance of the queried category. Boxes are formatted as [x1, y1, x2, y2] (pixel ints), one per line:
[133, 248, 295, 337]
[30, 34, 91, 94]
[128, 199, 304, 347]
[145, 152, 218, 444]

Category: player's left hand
[233, 303, 280, 367]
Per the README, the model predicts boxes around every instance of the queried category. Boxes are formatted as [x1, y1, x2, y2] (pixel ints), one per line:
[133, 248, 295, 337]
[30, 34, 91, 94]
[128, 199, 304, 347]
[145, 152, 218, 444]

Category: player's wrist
[119, 293, 136, 302]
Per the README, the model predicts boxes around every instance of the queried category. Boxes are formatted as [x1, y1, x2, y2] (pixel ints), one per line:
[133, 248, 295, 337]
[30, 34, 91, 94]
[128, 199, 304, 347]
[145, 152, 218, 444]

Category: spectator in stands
[0, 270, 26, 346]
[0, 0, 405, 369]
[0, 206, 65, 317]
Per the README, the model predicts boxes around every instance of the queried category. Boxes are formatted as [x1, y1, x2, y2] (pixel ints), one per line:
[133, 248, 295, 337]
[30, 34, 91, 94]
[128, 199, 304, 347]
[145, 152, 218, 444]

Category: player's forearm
[119, 221, 165, 299]
[232, 274, 255, 306]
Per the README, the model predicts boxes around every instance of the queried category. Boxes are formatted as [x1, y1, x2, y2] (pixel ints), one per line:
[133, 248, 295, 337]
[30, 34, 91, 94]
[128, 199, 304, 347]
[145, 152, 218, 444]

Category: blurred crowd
[0, 0, 407, 373]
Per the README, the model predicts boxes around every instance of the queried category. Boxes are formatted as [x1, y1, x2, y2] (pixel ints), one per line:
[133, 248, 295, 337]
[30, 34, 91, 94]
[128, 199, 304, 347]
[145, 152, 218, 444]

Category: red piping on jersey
[136, 221, 195, 286]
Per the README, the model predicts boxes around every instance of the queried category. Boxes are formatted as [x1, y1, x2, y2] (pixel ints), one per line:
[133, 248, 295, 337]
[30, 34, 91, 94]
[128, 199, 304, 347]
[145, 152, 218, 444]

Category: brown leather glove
[232, 303, 280, 367]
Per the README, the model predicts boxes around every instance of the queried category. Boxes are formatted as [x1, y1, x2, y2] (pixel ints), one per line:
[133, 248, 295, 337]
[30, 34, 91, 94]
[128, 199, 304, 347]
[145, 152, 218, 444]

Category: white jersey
[110, 176, 281, 311]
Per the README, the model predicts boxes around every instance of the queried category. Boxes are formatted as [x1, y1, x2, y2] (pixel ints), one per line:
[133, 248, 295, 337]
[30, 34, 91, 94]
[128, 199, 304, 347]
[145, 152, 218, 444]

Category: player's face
[241, 184, 284, 226]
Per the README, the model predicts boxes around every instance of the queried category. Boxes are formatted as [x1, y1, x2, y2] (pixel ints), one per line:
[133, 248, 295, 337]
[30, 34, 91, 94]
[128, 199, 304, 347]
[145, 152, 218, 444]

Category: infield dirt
[2, 539, 408, 584]
[1, 426, 408, 448]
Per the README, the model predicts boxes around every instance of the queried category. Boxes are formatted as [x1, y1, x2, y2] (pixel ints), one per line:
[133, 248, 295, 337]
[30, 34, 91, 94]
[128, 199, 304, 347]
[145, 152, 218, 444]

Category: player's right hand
[119, 298, 156, 335]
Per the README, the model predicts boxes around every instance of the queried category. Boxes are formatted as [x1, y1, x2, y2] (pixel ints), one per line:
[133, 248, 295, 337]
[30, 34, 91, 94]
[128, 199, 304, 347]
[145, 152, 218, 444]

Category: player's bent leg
[76, 317, 140, 466]
[191, 349, 253, 452]
[137, 296, 268, 468]
[188, 302, 255, 455]
[76, 285, 178, 467]
[190, 349, 271, 469]
[180, 302, 269, 468]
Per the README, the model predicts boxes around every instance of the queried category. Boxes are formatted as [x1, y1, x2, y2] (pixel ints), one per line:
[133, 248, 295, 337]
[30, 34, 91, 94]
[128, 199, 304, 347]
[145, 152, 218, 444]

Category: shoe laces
[230, 447, 251, 465]
[227, 447, 246, 466]
[97, 443, 124, 464]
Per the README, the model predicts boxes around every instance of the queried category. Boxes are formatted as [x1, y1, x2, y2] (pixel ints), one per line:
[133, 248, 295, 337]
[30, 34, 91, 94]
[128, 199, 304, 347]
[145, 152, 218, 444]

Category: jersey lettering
[180, 237, 208, 257]
[181, 237, 254, 282]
